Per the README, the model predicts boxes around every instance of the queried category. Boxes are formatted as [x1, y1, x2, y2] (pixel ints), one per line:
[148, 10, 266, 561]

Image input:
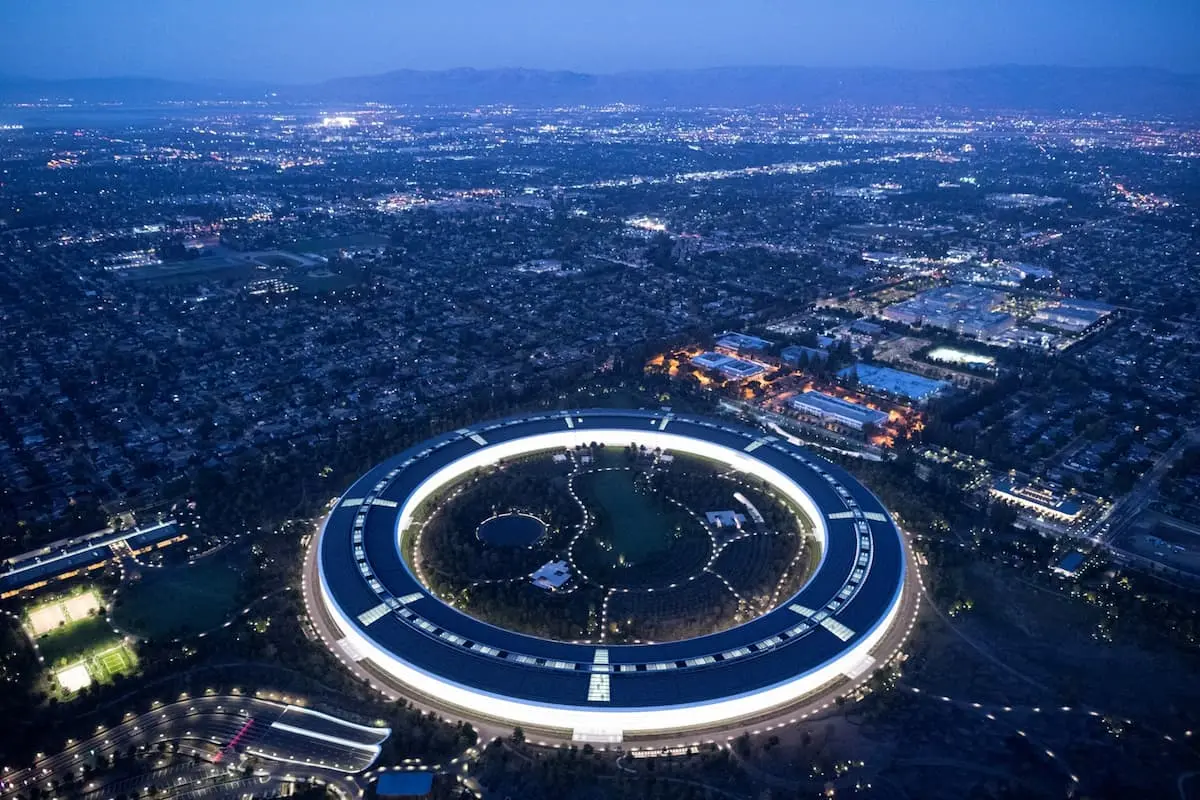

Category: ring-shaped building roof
[315, 409, 907, 738]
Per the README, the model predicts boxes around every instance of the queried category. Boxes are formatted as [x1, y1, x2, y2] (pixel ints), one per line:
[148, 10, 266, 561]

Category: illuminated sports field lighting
[314, 409, 907, 742]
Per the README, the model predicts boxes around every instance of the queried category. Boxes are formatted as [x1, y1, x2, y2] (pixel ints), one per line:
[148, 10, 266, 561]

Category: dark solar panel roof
[318, 409, 905, 711]
[1, 521, 179, 594]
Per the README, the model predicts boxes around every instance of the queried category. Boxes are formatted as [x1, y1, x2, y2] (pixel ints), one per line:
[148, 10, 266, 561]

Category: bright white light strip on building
[270, 721, 380, 752]
[281, 705, 391, 739]
[319, 571, 901, 734]
[394, 428, 830, 563]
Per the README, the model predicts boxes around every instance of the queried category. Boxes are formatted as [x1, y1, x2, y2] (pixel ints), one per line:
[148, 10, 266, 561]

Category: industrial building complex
[308, 409, 910, 743]
[989, 476, 1085, 523]
[881, 285, 1015, 338]
[691, 351, 766, 380]
[791, 391, 890, 431]
[840, 363, 950, 403]
[715, 332, 773, 356]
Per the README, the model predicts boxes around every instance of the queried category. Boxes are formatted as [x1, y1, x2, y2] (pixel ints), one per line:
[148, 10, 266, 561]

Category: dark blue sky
[3, 0, 1198, 82]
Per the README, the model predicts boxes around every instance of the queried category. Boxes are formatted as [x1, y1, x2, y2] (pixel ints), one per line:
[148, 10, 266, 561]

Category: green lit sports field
[92, 643, 137, 680]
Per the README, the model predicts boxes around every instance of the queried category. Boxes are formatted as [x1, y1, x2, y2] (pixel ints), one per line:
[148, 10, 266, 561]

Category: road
[0, 695, 375, 800]
[1180, 770, 1200, 800]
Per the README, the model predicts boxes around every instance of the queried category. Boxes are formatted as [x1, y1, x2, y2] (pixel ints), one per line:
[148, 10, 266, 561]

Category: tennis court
[26, 588, 103, 635]
[93, 643, 136, 680]
[55, 662, 92, 693]
[64, 590, 102, 621]
[28, 603, 68, 635]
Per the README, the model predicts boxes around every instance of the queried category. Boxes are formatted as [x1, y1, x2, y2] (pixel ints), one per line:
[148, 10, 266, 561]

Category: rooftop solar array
[1, 521, 180, 595]
[316, 409, 906, 717]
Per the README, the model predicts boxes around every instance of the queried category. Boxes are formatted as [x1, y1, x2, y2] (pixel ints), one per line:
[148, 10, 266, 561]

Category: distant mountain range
[2, 66, 1198, 116]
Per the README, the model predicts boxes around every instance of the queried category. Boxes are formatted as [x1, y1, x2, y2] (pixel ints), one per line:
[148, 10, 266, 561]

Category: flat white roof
[56, 662, 92, 692]
[531, 560, 571, 589]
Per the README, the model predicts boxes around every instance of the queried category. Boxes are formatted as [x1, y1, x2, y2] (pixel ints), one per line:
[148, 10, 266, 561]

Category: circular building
[311, 409, 909, 743]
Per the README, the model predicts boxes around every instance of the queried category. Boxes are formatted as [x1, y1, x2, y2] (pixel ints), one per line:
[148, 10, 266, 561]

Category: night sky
[2, 0, 1198, 83]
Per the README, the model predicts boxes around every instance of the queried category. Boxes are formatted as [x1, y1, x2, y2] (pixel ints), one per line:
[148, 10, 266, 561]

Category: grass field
[572, 463, 713, 588]
[112, 549, 243, 638]
[579, 468, 679, 563]
[36, 616, 117, 665]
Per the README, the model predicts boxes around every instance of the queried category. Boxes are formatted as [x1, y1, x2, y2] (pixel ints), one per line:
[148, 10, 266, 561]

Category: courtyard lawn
[579, 468, 679, 564]
[572, 464, 713, 590]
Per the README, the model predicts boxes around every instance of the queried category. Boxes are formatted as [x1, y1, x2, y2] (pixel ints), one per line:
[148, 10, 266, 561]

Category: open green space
[414, 447, 808, 641]
[577, 445, 634, 470]
[111, 549, 244, 639]
[580, 469, 677, 564]
[120, 257, 258, 285]
[572, 463, 712, 587]
[37, 616, 117, 666]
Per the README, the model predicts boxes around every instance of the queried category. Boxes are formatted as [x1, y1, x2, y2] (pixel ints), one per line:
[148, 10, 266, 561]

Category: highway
[0, 695, 386, 800]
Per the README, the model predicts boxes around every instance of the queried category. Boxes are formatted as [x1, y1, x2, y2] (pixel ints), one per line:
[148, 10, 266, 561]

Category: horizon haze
[1, 0, 1199, 83]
